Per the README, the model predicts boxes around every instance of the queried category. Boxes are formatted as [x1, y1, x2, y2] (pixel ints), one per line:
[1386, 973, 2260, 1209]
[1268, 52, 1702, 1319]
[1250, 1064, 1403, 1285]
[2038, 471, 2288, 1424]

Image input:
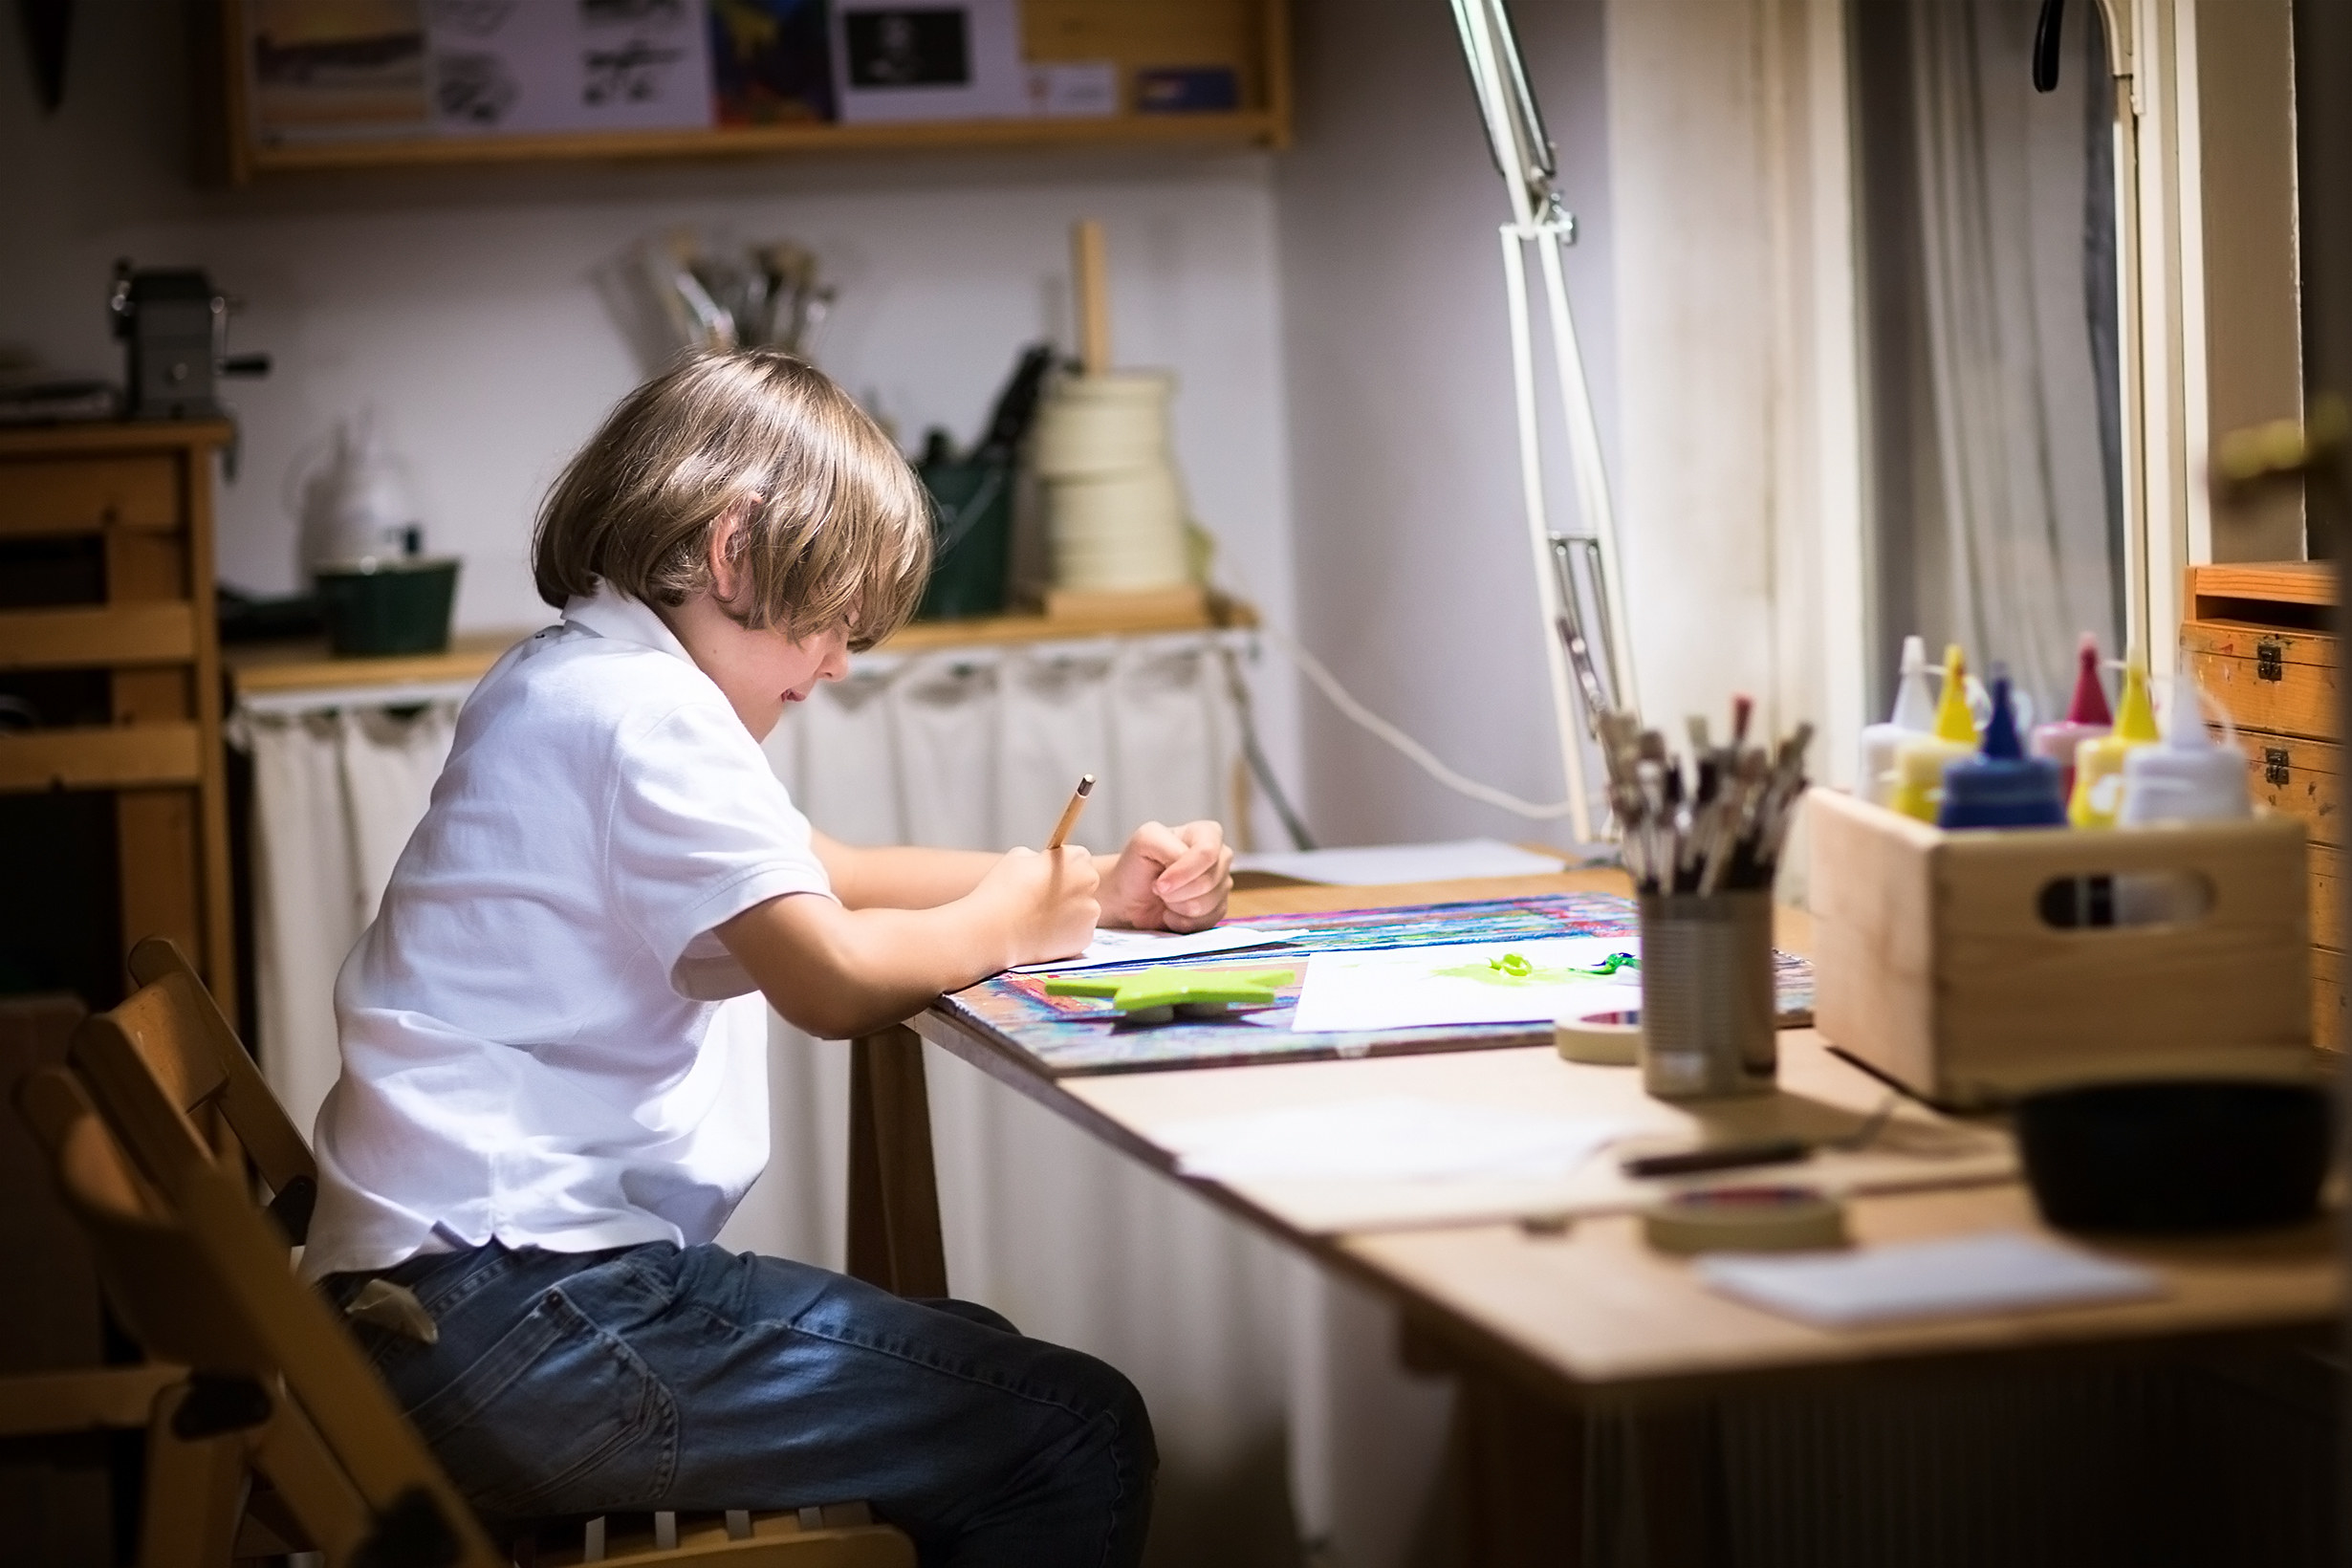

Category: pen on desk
[1045, 773, 1097, 850]
[1620, 1138, 1814, 1179]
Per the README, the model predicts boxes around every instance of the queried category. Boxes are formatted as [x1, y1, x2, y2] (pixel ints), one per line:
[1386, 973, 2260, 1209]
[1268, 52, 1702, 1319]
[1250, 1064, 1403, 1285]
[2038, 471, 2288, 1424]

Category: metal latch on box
[2265, 746, 2292, 787]
[2257, 639, 2286, 682]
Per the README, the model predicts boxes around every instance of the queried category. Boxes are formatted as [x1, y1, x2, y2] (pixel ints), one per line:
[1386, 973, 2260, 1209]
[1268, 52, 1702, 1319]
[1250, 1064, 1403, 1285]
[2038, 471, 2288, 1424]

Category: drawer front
[2232, 730, 2341, 844]
[2186, 646, 2336, 740]
[2313, 841, 2341, 951]
[0, 456, 181, 537]
[2318, 947, 2343, 1052]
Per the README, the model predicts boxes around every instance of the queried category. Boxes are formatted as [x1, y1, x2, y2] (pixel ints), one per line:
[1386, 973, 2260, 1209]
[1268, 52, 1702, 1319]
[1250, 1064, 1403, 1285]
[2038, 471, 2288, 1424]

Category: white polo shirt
[302, 587, 834, 1279]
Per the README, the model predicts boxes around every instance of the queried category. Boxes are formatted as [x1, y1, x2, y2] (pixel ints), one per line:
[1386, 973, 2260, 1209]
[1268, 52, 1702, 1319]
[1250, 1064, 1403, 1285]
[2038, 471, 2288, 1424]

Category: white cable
[1251, 616, 1579, 821]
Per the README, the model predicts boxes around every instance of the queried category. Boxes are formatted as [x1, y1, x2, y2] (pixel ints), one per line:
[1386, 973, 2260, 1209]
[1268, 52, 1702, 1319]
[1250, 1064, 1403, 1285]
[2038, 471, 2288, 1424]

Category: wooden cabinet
[2182, 561, 2338, 1047]
[0, 423, 236, 1016]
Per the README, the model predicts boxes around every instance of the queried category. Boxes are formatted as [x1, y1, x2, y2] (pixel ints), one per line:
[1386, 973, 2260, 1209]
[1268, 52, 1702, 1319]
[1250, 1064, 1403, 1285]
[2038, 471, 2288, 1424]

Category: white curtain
[243, 633, 1460, 1568]
[1908, 0, 2121, 709]
[243, 701, 462, 1142]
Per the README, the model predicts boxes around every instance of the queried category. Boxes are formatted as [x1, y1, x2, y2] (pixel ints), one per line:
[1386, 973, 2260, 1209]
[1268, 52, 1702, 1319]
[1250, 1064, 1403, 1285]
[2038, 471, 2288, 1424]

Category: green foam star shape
[1044, 965, 1298, 1024]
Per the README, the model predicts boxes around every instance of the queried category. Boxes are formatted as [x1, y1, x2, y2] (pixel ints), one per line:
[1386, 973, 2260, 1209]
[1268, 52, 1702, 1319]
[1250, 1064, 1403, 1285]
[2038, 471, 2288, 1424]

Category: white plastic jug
[296, 416, 421, 580]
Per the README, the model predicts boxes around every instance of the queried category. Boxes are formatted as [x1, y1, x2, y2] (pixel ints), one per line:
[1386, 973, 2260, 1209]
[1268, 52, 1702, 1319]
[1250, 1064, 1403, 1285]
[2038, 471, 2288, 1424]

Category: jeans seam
[679, 1296, 1107, 1426]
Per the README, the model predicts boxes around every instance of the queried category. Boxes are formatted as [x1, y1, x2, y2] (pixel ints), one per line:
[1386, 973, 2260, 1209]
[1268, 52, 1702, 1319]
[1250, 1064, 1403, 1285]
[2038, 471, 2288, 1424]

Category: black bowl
[2014, 1078, 2331, 1234]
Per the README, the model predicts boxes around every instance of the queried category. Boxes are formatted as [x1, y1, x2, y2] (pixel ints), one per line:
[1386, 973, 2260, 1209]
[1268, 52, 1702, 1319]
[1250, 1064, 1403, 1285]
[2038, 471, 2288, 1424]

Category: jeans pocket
[403, 1283, 677, 1520]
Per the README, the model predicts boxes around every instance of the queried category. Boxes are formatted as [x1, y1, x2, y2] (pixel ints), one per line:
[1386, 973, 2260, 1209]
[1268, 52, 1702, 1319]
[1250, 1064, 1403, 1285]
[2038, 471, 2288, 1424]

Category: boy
[305, 351, 1231, 1568]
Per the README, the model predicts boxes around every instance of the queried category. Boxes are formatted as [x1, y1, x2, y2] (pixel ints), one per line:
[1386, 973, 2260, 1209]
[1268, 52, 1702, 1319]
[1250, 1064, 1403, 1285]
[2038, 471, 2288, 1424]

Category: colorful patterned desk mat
[936, 892, 1817, 1078]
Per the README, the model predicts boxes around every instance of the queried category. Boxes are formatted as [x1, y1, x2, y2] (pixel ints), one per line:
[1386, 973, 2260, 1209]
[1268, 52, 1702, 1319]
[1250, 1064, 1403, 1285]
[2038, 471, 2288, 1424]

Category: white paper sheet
[1233, 838, 1571, 886]
[1011, 925, 1311, 974]
[1288, 936, 1641, 1033]
[1161, 1097, 1626, 1183]
[1695, 1231, 2165, 1328]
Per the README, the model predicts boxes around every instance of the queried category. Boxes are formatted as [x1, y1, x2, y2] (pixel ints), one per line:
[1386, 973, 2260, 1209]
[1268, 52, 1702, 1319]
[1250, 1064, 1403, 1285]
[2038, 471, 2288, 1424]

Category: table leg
[844, 1025, 949, 1298]
[1449, 1363, 1585, 1567]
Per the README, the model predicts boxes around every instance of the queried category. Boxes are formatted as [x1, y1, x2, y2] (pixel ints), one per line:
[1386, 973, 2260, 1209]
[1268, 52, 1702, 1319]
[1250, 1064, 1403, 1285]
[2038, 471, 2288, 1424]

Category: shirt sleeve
[604, 695, 836, 999]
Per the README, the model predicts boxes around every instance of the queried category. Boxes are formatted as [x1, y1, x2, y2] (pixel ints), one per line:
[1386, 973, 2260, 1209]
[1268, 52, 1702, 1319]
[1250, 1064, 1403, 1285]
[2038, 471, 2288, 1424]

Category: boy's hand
[1098, 820, 1233, 932]
[975, 845, 1100, 968]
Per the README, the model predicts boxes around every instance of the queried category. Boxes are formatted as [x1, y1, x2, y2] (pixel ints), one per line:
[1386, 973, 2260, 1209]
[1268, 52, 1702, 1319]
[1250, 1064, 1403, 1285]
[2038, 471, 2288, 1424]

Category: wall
[1275, 0, 1618, 851]
[0, 4, 1301, 829]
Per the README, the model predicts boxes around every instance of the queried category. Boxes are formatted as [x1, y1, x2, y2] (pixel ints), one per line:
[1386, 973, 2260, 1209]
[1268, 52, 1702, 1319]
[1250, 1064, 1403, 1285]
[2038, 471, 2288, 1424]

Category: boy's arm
[814, 822, 1233, 930]
[719, 847, 1098, 1039]
[811, 835, 1000, 910]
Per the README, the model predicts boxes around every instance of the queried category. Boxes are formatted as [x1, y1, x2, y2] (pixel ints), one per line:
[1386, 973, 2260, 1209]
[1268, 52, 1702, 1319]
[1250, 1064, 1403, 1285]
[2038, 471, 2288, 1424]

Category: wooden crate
[1807, 788, 2313, 1108]
[2184, 561, 2339, 1048]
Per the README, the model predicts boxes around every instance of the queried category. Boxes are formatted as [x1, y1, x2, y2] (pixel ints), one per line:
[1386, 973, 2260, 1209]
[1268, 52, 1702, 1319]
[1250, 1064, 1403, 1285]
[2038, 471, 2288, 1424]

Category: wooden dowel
[1072, 219, 1111, 376]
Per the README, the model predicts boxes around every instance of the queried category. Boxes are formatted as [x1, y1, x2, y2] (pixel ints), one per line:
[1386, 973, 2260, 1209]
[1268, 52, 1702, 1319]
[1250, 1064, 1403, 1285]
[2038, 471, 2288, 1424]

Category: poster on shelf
[425, 0, 716, 137]
[709, 0, 837, 124]
[830, 0, 1025, 123]
[246, 0, 432, 144]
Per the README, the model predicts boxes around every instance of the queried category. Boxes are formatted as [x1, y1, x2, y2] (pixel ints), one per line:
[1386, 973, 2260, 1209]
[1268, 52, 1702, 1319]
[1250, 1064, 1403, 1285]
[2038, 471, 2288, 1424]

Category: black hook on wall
[2033, 0, 2067, 92]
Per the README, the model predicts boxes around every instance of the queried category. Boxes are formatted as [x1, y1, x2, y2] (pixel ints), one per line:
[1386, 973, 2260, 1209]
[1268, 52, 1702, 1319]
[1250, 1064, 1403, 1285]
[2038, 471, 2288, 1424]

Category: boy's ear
[706, 508, 749, 606]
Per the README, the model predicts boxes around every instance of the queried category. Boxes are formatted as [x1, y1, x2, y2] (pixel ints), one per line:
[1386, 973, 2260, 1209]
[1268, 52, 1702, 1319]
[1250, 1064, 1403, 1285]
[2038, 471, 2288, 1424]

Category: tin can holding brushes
[1638, 889, 1777, 1099]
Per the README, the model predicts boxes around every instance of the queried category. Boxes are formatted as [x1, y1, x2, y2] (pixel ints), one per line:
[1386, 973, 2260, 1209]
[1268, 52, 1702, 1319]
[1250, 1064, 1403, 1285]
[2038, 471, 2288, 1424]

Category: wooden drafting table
[841, 869, 2341, 1565]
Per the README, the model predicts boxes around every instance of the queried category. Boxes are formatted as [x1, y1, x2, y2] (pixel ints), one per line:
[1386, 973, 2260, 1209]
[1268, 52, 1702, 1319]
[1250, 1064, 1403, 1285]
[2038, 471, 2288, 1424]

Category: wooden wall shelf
[226, 594, 1257, 702]
[215, 1, 1291, 184]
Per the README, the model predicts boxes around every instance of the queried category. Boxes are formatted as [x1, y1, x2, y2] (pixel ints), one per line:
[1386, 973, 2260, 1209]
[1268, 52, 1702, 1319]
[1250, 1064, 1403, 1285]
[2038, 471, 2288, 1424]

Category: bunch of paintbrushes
[1599, 697, 1812, 896]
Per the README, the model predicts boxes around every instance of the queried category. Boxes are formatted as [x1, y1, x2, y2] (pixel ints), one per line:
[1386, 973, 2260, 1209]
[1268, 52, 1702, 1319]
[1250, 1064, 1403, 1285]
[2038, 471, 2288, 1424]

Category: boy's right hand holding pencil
[719, 773, 1230, 1040]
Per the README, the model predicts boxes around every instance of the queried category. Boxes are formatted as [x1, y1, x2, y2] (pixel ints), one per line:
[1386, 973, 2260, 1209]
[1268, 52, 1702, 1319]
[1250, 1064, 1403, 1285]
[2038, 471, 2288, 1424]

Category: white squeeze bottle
[2113, 678, 2250, 924]
[2119, 679, 2250, 826]
[1857, 635, 1936, 807]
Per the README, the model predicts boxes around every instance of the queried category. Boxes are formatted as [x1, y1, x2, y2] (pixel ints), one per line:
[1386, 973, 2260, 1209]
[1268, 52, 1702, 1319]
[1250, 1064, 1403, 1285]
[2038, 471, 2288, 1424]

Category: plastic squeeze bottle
[1857, 635, 1937, 807]
[2118, 680, 2250, 826]
[1888, 644, 1979, 823]
[2112, 679, 2251, 923]
[2067, 658, 2160, 828]
[1938, 667, 2067, 828]
[2028, 635, 2114, 800]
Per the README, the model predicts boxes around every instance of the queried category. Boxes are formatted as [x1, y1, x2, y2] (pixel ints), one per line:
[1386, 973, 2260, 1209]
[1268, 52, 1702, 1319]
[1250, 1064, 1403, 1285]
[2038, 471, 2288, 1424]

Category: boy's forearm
[717, 891, 1010, 1039]
[812, 835, 1000, 910]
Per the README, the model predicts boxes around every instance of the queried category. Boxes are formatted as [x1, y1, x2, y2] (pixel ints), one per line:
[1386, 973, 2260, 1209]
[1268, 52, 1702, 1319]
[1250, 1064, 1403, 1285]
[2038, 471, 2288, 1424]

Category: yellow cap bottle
[1887, 644, 1977, 822]
[2067, 659, 2160, 828]
[1930, 642, 1978, 746]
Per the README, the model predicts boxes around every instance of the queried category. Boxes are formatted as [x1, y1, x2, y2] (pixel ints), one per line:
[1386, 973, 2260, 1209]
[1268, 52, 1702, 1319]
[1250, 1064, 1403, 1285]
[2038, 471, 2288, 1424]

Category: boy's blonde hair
[534, 351, 930, 649]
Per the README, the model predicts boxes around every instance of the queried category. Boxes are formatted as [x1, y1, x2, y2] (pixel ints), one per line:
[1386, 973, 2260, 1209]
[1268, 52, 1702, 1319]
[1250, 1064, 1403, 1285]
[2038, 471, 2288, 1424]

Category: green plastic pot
[316, 556, 460, 657]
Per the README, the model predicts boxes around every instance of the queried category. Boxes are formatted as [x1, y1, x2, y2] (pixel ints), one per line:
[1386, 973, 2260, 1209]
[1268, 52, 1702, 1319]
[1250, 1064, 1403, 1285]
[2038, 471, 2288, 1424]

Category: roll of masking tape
[1556, 1008, 1642, 1066]
[1642, 1185, 1849, 1255]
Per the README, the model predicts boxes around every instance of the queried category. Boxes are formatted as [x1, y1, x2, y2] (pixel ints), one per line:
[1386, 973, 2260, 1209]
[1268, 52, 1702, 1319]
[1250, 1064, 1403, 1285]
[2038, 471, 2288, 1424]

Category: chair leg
[844, 1026, 948, 1298]
[138, 1383, 246, 1568]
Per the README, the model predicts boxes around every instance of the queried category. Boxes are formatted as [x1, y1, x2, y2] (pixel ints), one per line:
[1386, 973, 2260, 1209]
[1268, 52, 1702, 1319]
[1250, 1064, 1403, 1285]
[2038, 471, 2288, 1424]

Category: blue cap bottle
[1937, 666, 2067, 829]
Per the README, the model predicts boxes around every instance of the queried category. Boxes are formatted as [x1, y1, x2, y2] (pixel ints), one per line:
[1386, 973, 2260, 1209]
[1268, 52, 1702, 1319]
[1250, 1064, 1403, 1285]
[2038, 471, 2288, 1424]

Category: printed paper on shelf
[425, 0, 715, 138]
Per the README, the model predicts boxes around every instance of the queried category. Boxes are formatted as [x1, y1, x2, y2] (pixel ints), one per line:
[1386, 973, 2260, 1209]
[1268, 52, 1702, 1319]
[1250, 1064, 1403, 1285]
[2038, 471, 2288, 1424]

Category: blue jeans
[325, 1242, 1155, 1568]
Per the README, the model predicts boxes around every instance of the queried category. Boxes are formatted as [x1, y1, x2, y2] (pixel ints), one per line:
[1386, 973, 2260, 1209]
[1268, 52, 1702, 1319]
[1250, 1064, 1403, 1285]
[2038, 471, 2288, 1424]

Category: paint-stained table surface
[904, 869, 2341, 1400]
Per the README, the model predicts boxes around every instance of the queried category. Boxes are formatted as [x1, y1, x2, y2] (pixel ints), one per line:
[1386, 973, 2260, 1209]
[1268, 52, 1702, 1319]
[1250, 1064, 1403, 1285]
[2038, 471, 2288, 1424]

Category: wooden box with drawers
[2181, 562, 2338, 1047]
[0, 422, 237, 1014]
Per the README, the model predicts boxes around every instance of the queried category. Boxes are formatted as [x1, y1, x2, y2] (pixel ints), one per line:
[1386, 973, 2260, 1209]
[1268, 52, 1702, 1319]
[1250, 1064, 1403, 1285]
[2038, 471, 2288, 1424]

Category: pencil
[1045, 774, 1097, 850]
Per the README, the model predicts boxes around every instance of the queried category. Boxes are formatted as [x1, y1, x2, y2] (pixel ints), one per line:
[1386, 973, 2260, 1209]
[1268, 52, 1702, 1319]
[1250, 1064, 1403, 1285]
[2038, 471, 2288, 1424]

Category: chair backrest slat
[124, 938, 316, 1198]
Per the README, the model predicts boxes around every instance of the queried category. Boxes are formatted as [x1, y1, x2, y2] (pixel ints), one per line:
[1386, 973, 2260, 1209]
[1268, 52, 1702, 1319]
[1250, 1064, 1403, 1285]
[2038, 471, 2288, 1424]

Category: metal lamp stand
[1451, 0, 1638, 842]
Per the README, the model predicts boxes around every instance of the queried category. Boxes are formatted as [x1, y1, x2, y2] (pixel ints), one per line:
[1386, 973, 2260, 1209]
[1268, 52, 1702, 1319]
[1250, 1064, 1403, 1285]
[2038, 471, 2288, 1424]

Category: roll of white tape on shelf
[1033, 371, 1192, 592]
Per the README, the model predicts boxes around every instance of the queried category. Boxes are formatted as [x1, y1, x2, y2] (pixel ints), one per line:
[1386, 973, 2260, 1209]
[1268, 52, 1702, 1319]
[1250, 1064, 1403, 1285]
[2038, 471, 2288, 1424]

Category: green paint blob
[1431, 951, 1639, 988]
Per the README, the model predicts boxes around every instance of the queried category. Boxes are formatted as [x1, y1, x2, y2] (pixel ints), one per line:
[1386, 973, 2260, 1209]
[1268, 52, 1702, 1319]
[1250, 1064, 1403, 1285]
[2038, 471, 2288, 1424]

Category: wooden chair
[72, 936, 316, 1242]
[18, 1065, 917, 1568]
[57, 942, 918, 1567]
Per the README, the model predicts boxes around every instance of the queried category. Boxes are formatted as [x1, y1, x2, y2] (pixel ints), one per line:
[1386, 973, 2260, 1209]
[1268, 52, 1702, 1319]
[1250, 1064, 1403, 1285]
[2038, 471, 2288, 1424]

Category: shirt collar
[562, 584, 695, 665]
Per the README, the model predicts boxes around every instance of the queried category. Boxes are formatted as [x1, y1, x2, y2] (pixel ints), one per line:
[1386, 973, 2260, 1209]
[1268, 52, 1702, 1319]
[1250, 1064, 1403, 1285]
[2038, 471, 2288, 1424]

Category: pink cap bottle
[2028, 635, 2113, 799]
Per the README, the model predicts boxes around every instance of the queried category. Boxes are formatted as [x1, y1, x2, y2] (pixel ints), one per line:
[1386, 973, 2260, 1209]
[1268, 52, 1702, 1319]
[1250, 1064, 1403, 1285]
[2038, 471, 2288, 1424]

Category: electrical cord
[1248, 615, 1580, 821]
